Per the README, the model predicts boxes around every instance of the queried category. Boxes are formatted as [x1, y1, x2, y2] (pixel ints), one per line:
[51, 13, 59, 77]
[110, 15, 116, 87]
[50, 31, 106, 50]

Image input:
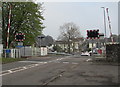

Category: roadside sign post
[91, 39, 94, 57]
[15, 32, 25, 58]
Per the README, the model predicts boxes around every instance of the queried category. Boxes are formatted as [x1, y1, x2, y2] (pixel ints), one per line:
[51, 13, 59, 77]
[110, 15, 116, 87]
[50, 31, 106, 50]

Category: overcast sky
[39, 2, 118, 40]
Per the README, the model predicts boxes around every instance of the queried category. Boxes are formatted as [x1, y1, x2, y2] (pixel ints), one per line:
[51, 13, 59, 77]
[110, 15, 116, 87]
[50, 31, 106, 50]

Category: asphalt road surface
[1, 55, 119, 85]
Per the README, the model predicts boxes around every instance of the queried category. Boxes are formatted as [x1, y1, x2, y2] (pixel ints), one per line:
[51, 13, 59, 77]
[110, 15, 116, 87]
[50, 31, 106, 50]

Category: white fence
[4, 47, 48, 58]
[11, 49, 20, 58]
[4, 49, 20, 58]
[40, 47, 48, 56]
[20, 47, 33, 57]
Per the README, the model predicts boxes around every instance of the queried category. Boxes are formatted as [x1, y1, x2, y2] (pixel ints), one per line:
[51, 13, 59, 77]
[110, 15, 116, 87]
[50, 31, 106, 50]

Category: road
[1, 55, 119, 85]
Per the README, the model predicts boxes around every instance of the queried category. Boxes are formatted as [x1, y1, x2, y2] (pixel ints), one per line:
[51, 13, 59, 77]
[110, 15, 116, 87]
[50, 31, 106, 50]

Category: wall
[106, 44, 120, 62]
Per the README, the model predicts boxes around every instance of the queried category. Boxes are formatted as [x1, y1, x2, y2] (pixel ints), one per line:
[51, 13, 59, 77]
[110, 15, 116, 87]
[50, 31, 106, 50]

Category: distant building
[54, 37, 84, 53]
[83, 34, 119, 52]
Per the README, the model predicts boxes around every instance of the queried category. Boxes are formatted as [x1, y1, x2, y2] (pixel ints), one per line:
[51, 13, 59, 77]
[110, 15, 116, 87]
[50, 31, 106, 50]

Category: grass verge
[0, 58, 26, 64]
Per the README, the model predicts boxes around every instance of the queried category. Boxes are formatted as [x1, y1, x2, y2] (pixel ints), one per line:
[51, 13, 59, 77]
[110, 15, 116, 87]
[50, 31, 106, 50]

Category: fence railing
[3, 47, 48, 58]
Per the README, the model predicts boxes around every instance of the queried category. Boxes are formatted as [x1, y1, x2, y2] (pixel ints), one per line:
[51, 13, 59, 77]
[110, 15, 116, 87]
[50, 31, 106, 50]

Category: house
[54, 37, 84, 53]
[82, 34, 120, 54]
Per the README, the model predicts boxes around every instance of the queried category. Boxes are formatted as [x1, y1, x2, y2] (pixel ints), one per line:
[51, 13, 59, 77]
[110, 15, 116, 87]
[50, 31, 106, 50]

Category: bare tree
[57, 22, 82, 53]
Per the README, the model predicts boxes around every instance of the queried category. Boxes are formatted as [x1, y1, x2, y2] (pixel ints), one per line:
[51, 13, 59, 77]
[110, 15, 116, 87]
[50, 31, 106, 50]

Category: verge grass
[0, 58, 26, 64]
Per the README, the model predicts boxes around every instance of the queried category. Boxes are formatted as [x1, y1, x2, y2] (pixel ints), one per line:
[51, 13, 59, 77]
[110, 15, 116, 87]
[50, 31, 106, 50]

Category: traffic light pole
[91, 39, 94, 57]
[87, 30, 99, 57]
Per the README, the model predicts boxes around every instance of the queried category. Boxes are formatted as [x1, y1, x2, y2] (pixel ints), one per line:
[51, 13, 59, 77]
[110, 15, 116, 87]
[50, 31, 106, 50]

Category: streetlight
[38, 35, 45, 56]
[38, 35, 45, 48]
[101, 7, 107, 39]
[101, 7, 107, 57]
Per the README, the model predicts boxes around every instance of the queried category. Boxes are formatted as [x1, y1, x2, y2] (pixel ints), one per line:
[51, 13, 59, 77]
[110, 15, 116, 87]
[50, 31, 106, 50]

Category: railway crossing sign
[15, 33, 25, 42]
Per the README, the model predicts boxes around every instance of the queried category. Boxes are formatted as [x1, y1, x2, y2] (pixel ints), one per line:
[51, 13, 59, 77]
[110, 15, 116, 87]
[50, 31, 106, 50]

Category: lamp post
[101, 7, 107, 57]
[38, 35, 45, 56]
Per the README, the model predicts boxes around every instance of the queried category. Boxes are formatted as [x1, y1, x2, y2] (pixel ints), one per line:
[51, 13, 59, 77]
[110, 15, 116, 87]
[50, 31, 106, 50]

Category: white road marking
[63, 62, 69, 64]
[19, 61, 43, 63]
[23, 67, 27, 69]
[43, 62, 47, 64]
[48, 61, 52, 63]
[1, 57, 71, 76]
[86, 58, 92, 62]
[8, 70, 12, 73]
[72, 62, 78, 64]
[35, 64, 39, 66]
[0, 63, 46, 76]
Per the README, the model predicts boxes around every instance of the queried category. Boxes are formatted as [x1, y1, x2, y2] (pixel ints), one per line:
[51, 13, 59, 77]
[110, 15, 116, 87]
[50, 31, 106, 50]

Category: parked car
[81, 51, 90, 56]
[89, 51, 100, 56]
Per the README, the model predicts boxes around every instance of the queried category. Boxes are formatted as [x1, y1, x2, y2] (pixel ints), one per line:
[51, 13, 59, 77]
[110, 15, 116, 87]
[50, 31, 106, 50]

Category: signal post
[15, 32, 25, 58]
[87, 29, 99, 57]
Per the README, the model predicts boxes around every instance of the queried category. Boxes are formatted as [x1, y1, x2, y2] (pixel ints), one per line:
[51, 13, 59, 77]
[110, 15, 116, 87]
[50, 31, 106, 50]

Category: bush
[53, 45, 63, 52]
